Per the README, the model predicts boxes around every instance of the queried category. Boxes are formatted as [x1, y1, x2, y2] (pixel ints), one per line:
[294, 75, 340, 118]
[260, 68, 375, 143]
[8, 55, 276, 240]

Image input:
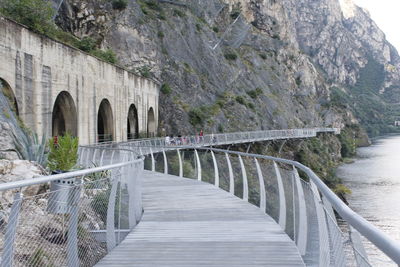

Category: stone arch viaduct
[0, 17, 159, 144]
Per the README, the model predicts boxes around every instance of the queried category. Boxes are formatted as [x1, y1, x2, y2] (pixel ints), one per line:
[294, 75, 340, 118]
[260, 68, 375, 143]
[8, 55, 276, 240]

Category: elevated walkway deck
[96, 171, 305, 266]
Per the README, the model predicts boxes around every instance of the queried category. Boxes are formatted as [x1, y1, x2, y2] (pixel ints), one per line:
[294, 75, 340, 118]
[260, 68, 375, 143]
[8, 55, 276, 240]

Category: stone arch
[127, 104, 139, 139]
[52, 91, 78, 137]
[98, 99, 114, 142]
[147, 107, 156, 137]
[0, 78, 19, 115]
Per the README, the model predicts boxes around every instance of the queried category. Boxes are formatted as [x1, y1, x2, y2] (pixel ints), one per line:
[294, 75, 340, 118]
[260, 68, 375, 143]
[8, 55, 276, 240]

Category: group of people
[165, 130, 216, 146]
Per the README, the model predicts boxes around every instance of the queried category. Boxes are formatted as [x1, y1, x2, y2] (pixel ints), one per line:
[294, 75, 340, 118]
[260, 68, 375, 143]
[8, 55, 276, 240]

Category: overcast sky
[353, 0, 400, 52]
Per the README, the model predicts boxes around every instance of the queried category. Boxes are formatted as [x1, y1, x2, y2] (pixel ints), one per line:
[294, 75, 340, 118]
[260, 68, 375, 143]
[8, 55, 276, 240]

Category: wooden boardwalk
[96, 171, 305, 267]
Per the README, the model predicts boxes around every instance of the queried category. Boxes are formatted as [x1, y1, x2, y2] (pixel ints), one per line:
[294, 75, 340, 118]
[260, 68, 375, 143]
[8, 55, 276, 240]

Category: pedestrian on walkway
[199, 129, 204, 143]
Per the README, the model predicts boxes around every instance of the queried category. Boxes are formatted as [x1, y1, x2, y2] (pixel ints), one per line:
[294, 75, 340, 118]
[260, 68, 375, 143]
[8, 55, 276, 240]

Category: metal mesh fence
[95, 144, 396, 267]
[0, 150, 143, 266]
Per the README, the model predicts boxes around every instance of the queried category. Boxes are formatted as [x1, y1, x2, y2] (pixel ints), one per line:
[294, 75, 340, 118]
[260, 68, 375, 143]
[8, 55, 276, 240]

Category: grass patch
[160, 83, 172, 95]
[247, 87, 263, 99]
[173, 9, 185, 17]
[235, 95, 246, 105]
[112, 0, 128, 10]
[224, 52, 237, 61]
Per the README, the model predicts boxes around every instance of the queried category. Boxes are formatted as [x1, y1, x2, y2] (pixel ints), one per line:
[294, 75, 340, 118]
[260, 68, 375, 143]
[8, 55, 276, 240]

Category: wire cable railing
[0, 148, 143, 267]
[3, 127, 398, 267]
[91, 127, 341, 149]
[126, 145, 400, 266]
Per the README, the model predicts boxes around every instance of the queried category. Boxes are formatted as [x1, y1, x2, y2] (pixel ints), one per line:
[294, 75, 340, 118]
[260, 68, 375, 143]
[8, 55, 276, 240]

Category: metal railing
[6, 126, 395, 267]
[130, 145, 400, 266]
[0, 148, 143, 267]
[94, 127, 340, 148]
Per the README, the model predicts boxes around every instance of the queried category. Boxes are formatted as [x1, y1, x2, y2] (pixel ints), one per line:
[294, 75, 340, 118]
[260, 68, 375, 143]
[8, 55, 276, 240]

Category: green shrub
[112, 0, 128, 10]
[247, 87, 263, 99]
[338, 127, 356, 158]
[0, 0, 54, 34]
[158, 11, 166, 20]
[272, 34, 280, 40]
[77, 37, 96, 52]
[333, 184, 352, 195]
[173, 9, 185, 17]
[224, 52, 237, 60]
[160, 83, 172, 95]
[196, 24, 202, 31]
[212, 26, 219, 33]
[47, 133, 79, 172]
[188, 107, 208, 126]
[136, 65, 152, 78]
[235, 95, 246, 105]
[91, 49, 117, 64]
[157, 31, 164, 39]
[230, 11, 240, 19]
[247, 102, 255, 110]
[144, 0, 161, 11]
[141, 6, 148, 15]
[259, 53, 267, 59]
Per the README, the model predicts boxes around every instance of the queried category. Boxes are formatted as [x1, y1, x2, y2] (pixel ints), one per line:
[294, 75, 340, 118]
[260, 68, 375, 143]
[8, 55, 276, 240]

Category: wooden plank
[96, 171, 305, 266]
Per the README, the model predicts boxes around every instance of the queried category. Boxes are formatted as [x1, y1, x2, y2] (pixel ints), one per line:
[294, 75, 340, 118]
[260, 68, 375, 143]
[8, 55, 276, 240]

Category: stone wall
[0, 17, 159, 145]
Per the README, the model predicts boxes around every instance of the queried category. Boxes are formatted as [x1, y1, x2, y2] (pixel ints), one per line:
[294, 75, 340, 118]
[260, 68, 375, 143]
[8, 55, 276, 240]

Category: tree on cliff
[0, 0, 54, 34]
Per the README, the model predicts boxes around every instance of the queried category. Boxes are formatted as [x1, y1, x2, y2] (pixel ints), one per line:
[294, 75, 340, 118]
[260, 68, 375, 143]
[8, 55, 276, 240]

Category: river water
[336, 135, 400, 266]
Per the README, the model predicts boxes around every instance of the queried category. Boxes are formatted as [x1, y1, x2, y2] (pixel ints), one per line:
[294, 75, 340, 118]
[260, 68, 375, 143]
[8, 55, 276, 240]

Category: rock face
[53, 0, 400, 137]
[0, 86, 28, 160]
[0, 159, 46, 203]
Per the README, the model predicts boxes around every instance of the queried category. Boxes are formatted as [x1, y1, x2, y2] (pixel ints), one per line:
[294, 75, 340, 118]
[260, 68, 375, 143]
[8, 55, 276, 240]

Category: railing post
[322, 195, 346, 267]
[85, 147, 91, 166]
[99, 149, 105, 165]
[238, 155, 248, 201]
[292, 166, 307, 256]
[254, 158, 266, 212]
[1, 192, 23, 267]
[194, 150, 202, 181]
[127, 161, 137, 229]
[225, 153, 234, 195]
[107, 174, 119, 252]
[150, 148, 155, 172]
[67, 183, 81, 267]
[310, 180, 331, 266]
[273, 162, 286, 230]
[350, 226, 371, 266]
[177, 149, 183, 178]
[162, 149, 168, 174]
[210, 150, 219, 187]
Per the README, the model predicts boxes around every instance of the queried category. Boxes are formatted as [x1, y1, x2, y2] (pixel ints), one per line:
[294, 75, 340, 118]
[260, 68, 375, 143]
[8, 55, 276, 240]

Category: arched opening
[0, 78, 19, 115]
[52, 91, 78, 137]
[127, 104, 139, 140]
[147, 107, 156, 137]
[98, 99, 114, 143]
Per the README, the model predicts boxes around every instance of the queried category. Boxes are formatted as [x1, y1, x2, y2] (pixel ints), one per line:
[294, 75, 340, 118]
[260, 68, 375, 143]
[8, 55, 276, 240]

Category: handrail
[0, 157, 144, 192]
[86, 127, 340, 147]
[164, 146, 400, 264]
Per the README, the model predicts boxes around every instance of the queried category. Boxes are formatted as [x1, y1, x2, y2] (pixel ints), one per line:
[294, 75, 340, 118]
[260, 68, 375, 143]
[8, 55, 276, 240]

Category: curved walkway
[96, 171, 305, 266]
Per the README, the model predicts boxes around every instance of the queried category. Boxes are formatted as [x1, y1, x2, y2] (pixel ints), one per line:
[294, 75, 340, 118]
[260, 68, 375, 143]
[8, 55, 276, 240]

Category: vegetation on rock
[112, 0, 128, 10]
[47, 133, 78, 172]
[0, 0, 54, 34]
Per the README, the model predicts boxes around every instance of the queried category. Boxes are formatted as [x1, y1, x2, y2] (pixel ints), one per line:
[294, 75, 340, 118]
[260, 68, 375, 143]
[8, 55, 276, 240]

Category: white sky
[353, 0, 400, 52]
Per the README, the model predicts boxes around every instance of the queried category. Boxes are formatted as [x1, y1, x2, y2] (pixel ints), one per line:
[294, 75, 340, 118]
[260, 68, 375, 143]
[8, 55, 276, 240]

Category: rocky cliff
[53, 0, 400, 138]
